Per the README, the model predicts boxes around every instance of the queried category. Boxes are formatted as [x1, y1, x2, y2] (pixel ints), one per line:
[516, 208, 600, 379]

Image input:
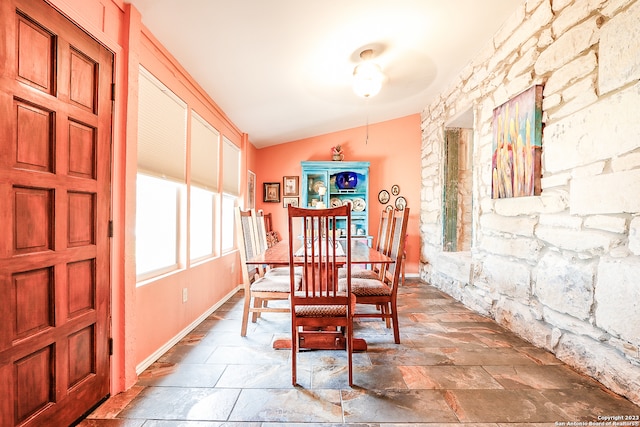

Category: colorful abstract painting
[492, 85, 543, 199]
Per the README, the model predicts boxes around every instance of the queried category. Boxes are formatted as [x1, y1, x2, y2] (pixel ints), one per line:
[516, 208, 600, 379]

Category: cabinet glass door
[304, 171, 329, 208]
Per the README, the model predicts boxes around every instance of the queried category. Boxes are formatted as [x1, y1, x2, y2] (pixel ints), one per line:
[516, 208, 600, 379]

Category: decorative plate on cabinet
[352, 198, 366, 212]
[341, 198, 352, 210]
[378, 190, 390, 204]
[330, 197, 342, 207]
[312, 180, 325, 193]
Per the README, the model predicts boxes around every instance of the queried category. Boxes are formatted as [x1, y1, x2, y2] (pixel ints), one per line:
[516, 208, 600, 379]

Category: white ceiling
[128, 0, 523, 147]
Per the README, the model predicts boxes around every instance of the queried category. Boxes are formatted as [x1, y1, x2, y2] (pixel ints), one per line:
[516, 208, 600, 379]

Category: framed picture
[283, 175, 299, 196]
[247, 170, 256, 209]
[263, 182, 280, 202]
[283, 196, 299, 208]
[492, 84, 543, 199]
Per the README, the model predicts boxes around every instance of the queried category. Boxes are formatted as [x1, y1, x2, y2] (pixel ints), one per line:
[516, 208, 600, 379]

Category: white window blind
[222, 137, 241, 196]
[137, 66, 187, 181]
[190, 111, 219, 190]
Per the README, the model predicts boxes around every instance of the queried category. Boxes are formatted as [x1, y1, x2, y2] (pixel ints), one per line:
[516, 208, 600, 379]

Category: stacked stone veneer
[420, 0, 640, 405]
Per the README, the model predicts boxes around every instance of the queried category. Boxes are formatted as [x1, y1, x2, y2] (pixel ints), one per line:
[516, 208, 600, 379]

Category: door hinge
[111, 83, 116, 101]
[108, 220, 113, 237]
[108, 338, 113, 356]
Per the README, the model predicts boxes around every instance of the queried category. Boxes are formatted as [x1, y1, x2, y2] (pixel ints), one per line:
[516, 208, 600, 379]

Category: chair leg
[241, 291, 251, 337]
[391, 300, 400, 344]
[291, 325, 297, 386]
[251, 298, 262, 322]
[384, 303, 392, 328]
[347, 321, 353, 387]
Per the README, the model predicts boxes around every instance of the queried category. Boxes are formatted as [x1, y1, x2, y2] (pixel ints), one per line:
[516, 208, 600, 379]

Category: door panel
[0, 0, 112, 426]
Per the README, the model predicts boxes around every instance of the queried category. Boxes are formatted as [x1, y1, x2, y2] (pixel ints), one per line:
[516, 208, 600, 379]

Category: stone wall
[420, 0, 640, 405]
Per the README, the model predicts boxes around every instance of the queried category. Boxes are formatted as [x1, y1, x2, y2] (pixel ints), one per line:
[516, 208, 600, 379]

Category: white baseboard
[135, 285, 242, 375]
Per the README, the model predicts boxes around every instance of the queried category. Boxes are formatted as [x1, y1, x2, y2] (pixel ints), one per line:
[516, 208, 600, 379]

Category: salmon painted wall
[253, 114, 421, 275]
[46, 0, 246, 392]
[133, 25, 244, 370]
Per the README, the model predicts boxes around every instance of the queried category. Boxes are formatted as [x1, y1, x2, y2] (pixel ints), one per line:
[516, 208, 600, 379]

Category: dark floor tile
[157, 343, 217, 365]
[351, 364, 409, 390]
[263, 423, 379, 427]
[444, 389, 566, 423]
[136, 363, 226, 388]
[341, 389, 458, 423]
[538, 388, 640, 421]
[142, 422, 260, 426]
[444, 347, 539, 366]
[367, 346, 453, 366]
[399, 365, 504, 389]
[216, 363, 311, 389]
[206, 345, 289, 365]
[75, 420, 146, 427]
[199, 330, 275, 347]
[117, 387, 240, 421]
[228, 389, 343, 423]
[484, 364, 602, 390]
[514, 346, 566, 365]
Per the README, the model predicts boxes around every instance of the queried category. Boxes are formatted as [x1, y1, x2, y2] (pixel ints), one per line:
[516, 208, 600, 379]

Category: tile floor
[79, 278, 640, 426]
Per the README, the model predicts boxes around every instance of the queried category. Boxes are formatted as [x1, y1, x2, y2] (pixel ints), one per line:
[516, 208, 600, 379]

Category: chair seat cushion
[337, 267, 380, 280]
[295, 304, 347, 317]
[265, 266, 303, 277]
[251, 274, 301, 292]
[338, 277, 392, 296]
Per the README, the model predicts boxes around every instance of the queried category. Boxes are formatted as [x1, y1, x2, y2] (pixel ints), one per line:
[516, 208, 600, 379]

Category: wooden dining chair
[255, 209, 302, 278]
[339, 208, 393, 280]
[341, 207, 409, 344]
[235, 207, 299, 337]
[287, 205, 354, 386]
[254, 209, 270, 255]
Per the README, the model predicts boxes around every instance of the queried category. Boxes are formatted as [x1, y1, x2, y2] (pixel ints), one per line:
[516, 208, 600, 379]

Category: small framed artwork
[247, 170, 256, 209]
[283, 175, 299, 196]
[378, 189, 390, 204]
[263, 182, 280, 203]
[391, 184, 400, 196]
[395, 196, 407, 210]
[283, 197, 299, 208]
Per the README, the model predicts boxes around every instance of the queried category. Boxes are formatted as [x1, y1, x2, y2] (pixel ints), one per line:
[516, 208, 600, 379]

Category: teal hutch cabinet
[301, 161, 371, 242]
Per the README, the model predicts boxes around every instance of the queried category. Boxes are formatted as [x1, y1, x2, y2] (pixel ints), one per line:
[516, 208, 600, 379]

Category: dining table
[245, 238, 394, 351]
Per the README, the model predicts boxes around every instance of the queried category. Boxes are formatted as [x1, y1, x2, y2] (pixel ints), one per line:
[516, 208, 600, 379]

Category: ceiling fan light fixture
[353, 49, 384, 98]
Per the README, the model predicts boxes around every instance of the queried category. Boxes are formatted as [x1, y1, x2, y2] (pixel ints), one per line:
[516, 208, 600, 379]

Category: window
[136, 174, 181, 276]
[136, 66, 187, 279]
[443, 125, 473, 252]
[221, 193, 236, 251]
[190, 111, 219, 260]
[190, 186, 215, 260]
[221, 137, 240, 252]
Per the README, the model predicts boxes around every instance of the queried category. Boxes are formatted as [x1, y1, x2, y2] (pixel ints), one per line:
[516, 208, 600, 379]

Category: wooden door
[0, 0, 112, 425]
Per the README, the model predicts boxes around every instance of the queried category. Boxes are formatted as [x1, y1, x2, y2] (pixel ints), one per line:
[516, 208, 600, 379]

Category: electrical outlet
[182, 288, 188, 303]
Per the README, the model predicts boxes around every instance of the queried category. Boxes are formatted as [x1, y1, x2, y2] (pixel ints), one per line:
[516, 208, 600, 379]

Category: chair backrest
[372, 208, 393, 277]
[255, 209, 269, 255]
[376, 208, 393, 255]
[382, 208, 410, 289]
[287, 205, 352, 301]
[234, 207, 263, 284]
